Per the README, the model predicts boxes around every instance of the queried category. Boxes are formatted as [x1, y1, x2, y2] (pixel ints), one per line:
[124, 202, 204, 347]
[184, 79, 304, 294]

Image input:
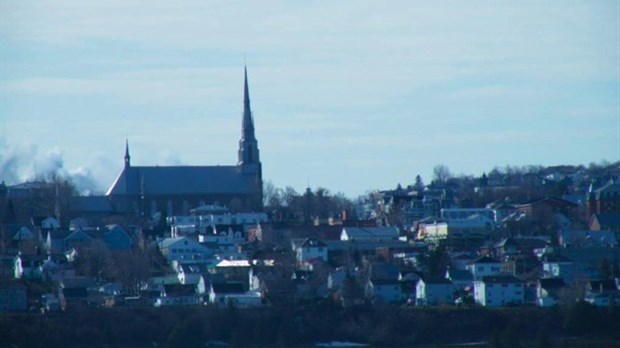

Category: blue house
[104, 225, 132, 250]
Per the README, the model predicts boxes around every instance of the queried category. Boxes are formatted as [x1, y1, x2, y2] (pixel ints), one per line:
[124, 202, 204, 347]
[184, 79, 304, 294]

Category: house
[494, 237, 550, 260]
[590, 213, 620, 233]
[340, 227, 399, 242]
[293, 237, 328, 265]
[440, 208, 496, 222]
[104, 225, 132, 250]
[60, 286, 89, 309]
[0, 280, 27, 312]
[542, 253, 600, 285]
[486, 201, 518, 223]
[415, 278, 454, 306]
[450, 253, 476, 271]
[515, 196, 579, 219]
[216, 291, 262, 308]
[11, 226, 38, 254]
[215, 259, 253, 285]
[13, 254, 48, 280]
[32, 216, 61, 230]
[327, 268, 347, 292]
[175, 263, 210, 285]
[558, 230, 617, 248]
[587, 179, 620, 217]
[64, 229, 94, 250]
[158, 237, 213, 263]
[467, 256, 502, 280]
[536, 278, 565, 307]
[416, 215, 494, 249]
[400, 272, 422, 302]
[208, 282, 246, 305]
[155, 284, 201, 307]
[474, 275, 525, 307]
[585, 279, 619, 307]
[445, 268, 473, 291]
[366, 279, 402, 303]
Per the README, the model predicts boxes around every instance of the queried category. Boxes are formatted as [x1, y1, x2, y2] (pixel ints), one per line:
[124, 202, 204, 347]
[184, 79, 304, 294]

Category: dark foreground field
[1, 301, 619, 348]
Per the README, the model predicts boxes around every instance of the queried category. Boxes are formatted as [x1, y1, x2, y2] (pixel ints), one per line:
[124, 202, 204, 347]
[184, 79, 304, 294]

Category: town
[2, 161, 619, 312]
[1, 68, 620, 347]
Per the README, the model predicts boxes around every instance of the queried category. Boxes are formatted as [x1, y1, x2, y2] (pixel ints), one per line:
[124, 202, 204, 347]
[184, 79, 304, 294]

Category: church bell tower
[238, 66, 261, 170]
[237, 66, 262, 209]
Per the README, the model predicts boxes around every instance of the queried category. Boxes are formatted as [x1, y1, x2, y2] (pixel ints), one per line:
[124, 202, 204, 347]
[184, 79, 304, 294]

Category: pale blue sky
[1, 1, 619, 197]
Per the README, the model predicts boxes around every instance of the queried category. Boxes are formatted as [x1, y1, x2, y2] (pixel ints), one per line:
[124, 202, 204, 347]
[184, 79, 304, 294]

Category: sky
[1, 0, 619, 197]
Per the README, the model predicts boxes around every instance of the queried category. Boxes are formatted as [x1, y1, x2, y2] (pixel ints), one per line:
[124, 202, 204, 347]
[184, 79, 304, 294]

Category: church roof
[106, 165, 256, 196]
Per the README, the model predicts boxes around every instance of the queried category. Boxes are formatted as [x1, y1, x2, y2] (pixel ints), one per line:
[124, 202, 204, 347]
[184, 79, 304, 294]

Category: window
[318, 248, 324, 252]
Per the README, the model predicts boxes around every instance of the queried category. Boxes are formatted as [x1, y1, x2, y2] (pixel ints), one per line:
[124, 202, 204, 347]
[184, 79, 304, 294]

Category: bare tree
[432, 164, 452, 184]
[110, 250, 151, 295]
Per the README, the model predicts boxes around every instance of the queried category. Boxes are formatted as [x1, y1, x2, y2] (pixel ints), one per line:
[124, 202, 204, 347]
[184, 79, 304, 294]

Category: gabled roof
[369, 263, 401, 282]
[469, 255, 500, 265]
[420, 277, 452, 285]
[62, 287, 88, 298]
[446, 269, 473, 281]
[164, 284, 196, 296]
[516, 196, 579, 208]
[158, 237, 205, 250]
[593, 179, 620, 195]
[370, 278, 401, 286]
[452, 253, 476, 261]
[65, 229, 94, 242]
[587, 279, 618, 293]
[211, 282, 245, 294]
[341, 227, 399, 241]
[300, 237, 327, 248]
[106, 165, 255, 196]
[538, 277, 565, 290]
[480, 274, 523, 284]
[12, 226, 35, 240]
[560, 230, 617, 247]
[541, 254, 572, 263]
[591, 213, 620, 228]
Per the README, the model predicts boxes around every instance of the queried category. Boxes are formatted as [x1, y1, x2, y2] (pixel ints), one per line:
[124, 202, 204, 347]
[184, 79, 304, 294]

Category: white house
[208, 282, 246, 305]
[536, 278, 565, 307]
[366, 279, 402, 303]
[174, 263, 209, 285]
[293, 237, 328, 264]
[474, 275, 524, 307]
[155, 284, 201, 307]
[158, 237, 213, 263]
[417, 215, 494, 246]
[218, 291, 262, 308]
[467, 256, 502, 280]
[415, 278, 454, 306]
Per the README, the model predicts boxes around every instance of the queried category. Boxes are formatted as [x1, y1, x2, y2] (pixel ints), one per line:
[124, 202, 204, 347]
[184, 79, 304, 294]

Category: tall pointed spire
[242, 66, 255, 142]
[238, 66, 259, 165]
[124, 139, 131, 168]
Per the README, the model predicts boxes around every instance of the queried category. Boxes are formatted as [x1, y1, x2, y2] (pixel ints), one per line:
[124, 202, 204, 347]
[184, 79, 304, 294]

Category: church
[105, 67, 263, 215]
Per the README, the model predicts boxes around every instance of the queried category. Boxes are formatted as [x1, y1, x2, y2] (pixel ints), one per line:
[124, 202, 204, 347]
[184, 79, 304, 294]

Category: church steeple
[238, 66, 260, 166]
[124, 139, 131, 168]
